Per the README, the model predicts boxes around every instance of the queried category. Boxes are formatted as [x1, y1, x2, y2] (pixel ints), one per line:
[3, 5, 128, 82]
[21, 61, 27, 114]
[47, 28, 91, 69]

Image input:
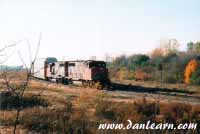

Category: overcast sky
[0, 0, 200, 66]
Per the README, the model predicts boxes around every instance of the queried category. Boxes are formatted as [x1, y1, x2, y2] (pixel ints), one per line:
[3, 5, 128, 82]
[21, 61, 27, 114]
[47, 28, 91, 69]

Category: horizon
[0, 0, 199, 66]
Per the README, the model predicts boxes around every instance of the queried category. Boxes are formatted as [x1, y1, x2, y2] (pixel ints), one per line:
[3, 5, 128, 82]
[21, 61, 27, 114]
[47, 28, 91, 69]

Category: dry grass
[0, 75, 200, 133]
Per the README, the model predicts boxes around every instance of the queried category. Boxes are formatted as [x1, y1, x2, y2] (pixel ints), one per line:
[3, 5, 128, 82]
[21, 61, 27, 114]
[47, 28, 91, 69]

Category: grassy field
[0, 77, 200, 133]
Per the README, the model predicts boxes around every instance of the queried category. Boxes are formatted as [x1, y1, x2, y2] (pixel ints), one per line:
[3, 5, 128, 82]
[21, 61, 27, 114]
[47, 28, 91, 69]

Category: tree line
[108, 39, 200, 85]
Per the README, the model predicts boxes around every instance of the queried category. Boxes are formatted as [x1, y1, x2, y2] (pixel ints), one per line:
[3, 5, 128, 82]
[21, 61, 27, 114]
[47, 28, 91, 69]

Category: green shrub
[190, 68, 200, 85]
[127, 54, 150, 71]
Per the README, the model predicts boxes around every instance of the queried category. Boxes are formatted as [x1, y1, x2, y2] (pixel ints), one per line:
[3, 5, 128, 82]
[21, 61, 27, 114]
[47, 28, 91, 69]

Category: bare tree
[0, 35, 42, 133]
[159, 38, 180, 56]
[0, 41, 22, 94]
[11, 35, 41, 134]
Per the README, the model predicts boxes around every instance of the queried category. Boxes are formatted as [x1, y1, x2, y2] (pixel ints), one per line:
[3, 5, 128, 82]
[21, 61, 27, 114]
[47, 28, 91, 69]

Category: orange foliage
[184, 59, 198, 84]
[113, 68, 134, 80]
[135, 70, 146, 81]
[135, 67, 153, 81]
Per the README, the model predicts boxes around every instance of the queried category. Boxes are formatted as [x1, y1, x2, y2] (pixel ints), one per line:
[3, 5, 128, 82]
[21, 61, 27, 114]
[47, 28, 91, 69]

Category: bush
[20, 102, 73, 132]
[171, 104, 191, 119]
[94, 93, 117, 121]
[190, 68, 200, 85]
[111, 54, 150, 71]
[162, 73, 177, 83]
[134, 98, 160, 118]
[0, 93, 48, 110]
[109, 68, 135, 81]
[134, 67, 154, 81]
[113, 55, 127, 67]
[127, 54, 150, 71]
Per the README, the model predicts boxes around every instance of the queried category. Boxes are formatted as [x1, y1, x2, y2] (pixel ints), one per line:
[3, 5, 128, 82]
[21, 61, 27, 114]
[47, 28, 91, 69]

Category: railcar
[32, 57, 110, 88]
[31, 57, 57, 80]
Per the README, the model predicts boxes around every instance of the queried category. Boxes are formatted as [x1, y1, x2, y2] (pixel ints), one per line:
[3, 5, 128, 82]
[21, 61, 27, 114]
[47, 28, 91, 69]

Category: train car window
[68, 63, 75, 66]
[89, 62, 106, 68]
[101, 63, 106, 68]
[59, 64, 64, 67]
[89, 63, 93, 68]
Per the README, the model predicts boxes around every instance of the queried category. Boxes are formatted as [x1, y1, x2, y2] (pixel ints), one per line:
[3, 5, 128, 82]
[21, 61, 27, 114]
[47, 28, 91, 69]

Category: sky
[0, 0, 199, 66]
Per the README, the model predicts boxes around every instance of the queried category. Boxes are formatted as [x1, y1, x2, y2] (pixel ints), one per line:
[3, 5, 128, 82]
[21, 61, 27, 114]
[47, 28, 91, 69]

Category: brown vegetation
[0, 79, 200, 133]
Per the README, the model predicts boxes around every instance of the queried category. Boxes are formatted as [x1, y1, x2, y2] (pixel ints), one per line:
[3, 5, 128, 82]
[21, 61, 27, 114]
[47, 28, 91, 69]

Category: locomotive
[32, 57, 110, 88]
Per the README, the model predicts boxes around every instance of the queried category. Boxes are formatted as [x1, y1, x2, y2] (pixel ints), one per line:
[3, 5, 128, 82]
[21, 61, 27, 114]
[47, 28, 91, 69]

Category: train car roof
[57, 60, 105, 62]
[36, 57, 57, 63]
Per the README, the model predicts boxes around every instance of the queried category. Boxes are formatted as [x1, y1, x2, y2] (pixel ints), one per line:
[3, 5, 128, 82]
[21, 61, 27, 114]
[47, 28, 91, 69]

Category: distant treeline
[0, 65, 23, 71]
[108, 39, 200, 85]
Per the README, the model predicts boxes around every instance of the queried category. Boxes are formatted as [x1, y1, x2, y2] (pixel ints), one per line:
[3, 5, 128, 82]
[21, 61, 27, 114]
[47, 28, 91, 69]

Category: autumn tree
[187, 42, 194, 52]
[150, 47, 165, 58]
[113, 55, 127, 67]
[195, 42, 200, 53]
[184, 59, 199, 84]
[187, 41, 200, 53]
[160, 38, 180, 55]
[127, 54, 150, 71]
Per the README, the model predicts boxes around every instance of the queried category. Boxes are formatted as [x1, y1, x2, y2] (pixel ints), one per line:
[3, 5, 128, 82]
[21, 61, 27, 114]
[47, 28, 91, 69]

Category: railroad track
[32, 77, 200, 105]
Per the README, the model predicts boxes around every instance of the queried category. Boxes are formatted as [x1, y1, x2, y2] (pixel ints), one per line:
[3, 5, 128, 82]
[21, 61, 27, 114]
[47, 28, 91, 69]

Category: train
[31, 57, 110, 88]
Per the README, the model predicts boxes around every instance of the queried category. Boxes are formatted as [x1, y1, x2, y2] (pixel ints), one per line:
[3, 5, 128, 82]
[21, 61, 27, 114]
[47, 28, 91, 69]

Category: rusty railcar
[32, 57, 57, 80]
[67, 60, 109, 83]
[37, 59, 110, 86]
[32, 57, 110, 87]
